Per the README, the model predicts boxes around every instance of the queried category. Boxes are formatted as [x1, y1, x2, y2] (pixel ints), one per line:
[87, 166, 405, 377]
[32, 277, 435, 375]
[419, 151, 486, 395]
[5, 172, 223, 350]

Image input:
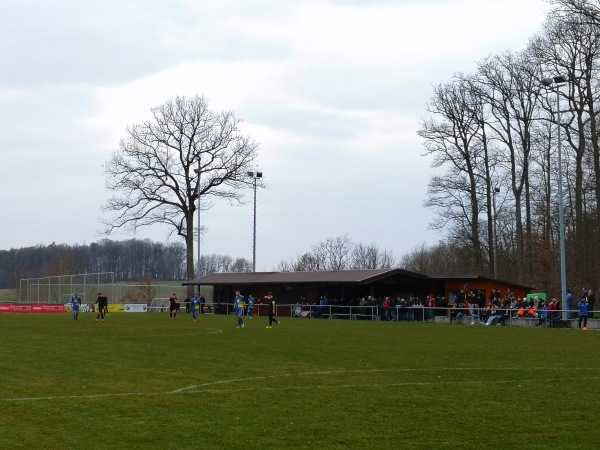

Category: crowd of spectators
[293, 287, 596, 328]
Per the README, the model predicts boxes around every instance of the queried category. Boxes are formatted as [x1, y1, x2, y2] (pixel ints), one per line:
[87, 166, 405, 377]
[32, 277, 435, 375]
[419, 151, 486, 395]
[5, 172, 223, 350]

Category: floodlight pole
[493, 187, 500, 280]
[542, 75, 568, 309]
[247, 171, 263, 272]
[194, 160, 201, 279]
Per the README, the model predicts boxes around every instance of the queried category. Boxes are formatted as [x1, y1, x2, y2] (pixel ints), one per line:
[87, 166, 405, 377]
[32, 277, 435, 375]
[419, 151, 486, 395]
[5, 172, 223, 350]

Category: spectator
[453, 303, 467, 324]
[578, 297, 589, 329]
[397, 297, 406, 321]
[548, 298, 558, 327]
[382, 297, 392, 321]
[534, 300, 548, 327]
[506, 288, 515, 303]
[469, 292, 480, 325]
[390, 296, 398, 321]
[588, 290, 595, 318]
[428, 294, 436, 321]
[562, 290, 572, 319]
[200, 294, 206, 314]
[406, 297, 415, 322]
[485, 304, 504, 326]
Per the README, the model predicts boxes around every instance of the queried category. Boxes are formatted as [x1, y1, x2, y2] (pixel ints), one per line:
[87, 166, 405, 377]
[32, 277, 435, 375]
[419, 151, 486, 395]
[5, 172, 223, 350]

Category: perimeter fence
[18, 273, 211, 305]
[205, 303, 597, 328]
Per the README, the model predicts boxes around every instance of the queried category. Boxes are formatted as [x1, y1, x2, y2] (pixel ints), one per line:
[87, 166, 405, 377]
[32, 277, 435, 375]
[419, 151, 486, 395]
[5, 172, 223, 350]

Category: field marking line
[3, 368, 599, 402]
[24, 328, 224, 339]
[170, 366, 600, 393]
[187, 377, 600, 394]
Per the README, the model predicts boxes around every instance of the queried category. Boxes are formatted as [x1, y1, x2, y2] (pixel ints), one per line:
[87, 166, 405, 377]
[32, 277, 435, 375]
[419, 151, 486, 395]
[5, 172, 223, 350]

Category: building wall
[444, 279, 530, 305]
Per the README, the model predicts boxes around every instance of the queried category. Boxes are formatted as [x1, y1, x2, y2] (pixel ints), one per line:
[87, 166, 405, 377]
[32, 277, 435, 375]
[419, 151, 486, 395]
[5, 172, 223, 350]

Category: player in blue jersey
[235, 291, 245, 328]
[246, 294, 255, 318]
[71, 293, 81, 320]
[191, 294, 201, 322]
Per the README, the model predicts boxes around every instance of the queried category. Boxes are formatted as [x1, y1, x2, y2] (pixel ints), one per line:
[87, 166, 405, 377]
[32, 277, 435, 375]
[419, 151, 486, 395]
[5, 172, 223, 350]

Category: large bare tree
[419, 78, 490, 272]
[102, 96, 260, 293]
[475, 49, 543, 282]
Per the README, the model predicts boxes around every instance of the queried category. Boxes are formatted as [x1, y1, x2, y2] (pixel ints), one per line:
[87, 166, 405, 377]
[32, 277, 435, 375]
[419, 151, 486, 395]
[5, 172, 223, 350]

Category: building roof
[183, 268, 427, 286]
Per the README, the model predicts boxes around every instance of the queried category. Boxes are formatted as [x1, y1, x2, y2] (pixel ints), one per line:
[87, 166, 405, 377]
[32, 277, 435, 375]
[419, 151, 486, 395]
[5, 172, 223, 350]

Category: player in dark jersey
[95, 292, 106, 322]
[265, 292, 279, 328]
[169, 294, 179, 320]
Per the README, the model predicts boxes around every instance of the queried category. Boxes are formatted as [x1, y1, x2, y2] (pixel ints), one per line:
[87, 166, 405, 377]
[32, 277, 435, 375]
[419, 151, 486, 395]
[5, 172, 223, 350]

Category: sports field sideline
[1, 312, 599, 449]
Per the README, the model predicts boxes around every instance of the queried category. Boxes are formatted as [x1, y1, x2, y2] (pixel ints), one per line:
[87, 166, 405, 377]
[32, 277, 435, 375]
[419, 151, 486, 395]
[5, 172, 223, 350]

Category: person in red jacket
[428, 295, 436, 321]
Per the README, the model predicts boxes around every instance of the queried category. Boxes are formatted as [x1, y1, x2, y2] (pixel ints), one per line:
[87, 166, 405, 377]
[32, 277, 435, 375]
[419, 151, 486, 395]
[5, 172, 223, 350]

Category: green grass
[0, 313, 599, 449]
[0, 288, 17, 302]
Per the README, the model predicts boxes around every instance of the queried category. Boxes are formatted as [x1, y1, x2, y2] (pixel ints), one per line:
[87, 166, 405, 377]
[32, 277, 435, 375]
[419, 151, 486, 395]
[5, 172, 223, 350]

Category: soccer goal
[149, 298, 172, 313]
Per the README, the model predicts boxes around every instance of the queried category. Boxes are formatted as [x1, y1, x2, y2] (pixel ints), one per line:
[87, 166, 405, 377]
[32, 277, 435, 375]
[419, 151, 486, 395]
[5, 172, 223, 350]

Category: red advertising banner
[32, 304, 64, 313]
[0, 304, 64, 314]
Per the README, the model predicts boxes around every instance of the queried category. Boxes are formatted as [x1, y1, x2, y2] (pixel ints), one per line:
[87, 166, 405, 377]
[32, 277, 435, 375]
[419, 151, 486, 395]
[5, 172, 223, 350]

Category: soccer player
[71, 292, 81, 320]
[95, 292, 105, 322]
[102, 293, 109, 317]
[265, 292, 279, 328]
[191, 294, 200, 322]
[246, 294, 255, 318]
[169, 294, 179, 320]
[235, 291, 245, 328]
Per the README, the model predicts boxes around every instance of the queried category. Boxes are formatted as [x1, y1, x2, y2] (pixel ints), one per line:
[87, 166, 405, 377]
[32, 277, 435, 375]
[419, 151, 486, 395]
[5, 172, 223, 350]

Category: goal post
[149, 298, 171, 312]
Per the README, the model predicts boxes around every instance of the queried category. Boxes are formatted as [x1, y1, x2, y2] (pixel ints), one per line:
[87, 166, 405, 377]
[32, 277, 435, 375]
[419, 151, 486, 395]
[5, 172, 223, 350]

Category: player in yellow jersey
[235, 291, 246, 328]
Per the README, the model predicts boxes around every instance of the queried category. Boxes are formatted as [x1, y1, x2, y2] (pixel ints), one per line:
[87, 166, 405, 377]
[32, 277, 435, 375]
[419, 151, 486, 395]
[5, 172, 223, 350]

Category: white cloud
[0, 0, 550, 268]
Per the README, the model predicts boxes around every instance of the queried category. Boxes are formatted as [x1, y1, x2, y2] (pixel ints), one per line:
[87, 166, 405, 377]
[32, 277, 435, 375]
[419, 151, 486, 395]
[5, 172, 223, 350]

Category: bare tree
[351, 242, 396, 269]
[475, 49, 544, 282]
[399, 241, 469, 276]
[533, 11, 600, 281]
[102, 96, 260, 295]
[550, 0, 600, 25]
[419, 78, 489, 272]
[312, 235, 354, 270]
[277, 235, 395, 271]
[120, 274, 159, 304]
[278, 253, 321, 271]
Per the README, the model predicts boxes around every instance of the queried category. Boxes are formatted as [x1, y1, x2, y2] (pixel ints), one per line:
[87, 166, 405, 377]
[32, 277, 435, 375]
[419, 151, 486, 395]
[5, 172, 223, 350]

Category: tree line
[0, 239, 252, 289]
[411, 0, 600, 295]
[0, 235, 399, 289]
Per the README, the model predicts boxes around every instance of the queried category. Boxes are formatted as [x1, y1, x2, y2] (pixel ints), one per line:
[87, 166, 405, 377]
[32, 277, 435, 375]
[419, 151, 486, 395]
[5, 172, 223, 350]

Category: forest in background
[0, 239, 252, 289]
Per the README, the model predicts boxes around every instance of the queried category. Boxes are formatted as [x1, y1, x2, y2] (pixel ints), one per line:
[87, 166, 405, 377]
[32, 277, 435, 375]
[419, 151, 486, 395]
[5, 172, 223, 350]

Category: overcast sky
[0, 0, 550, 271]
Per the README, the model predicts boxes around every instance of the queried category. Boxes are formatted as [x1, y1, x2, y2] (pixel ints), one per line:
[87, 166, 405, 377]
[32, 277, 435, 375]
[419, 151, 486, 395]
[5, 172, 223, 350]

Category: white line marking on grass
[26, 328, 224, 339]
[2, 392, 160, 402]
[186, 377, 600, 394]
[3, 367, 599, 402]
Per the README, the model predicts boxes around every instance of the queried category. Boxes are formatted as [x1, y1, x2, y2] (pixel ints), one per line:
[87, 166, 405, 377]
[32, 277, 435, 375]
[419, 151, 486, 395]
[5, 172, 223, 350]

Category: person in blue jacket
[578, 297, 589, 329]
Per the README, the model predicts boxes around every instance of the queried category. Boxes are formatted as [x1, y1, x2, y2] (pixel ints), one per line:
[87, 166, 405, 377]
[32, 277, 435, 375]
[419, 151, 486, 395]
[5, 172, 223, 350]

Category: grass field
[0, 288, 17, 303]
[1, 312, 599, 449]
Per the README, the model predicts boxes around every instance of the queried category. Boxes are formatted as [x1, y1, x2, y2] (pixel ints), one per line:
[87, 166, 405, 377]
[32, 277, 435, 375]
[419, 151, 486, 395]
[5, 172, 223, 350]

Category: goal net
[149, 298, 172, 313]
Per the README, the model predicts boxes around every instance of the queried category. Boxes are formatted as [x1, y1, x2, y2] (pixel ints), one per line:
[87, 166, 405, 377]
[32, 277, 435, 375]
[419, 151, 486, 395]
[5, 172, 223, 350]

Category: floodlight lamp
[541, 77, 554, 87]
[256, 172, 263, 178]
[247, 171, 254, 177]
[541, 75, 568, 87]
